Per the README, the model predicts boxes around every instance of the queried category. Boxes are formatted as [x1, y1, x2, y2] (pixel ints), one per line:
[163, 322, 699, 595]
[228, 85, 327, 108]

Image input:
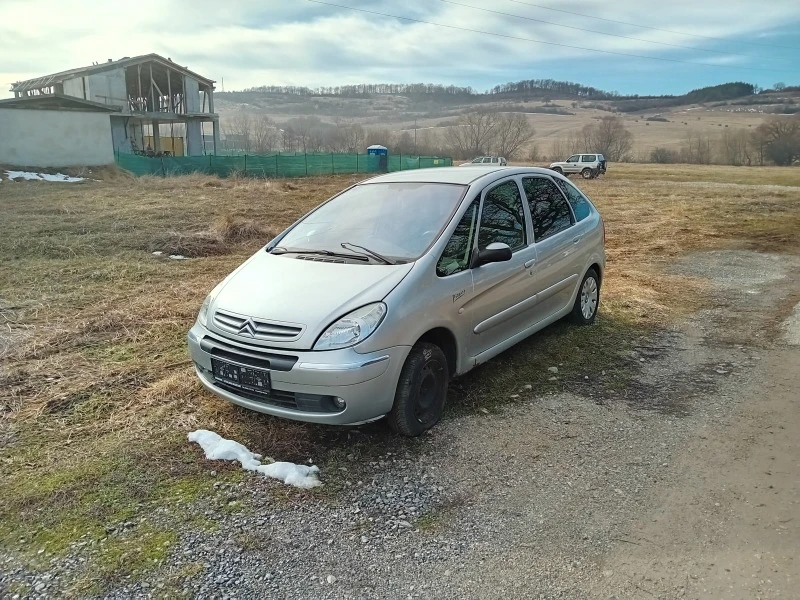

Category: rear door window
[581, 155, 596, 162]
[477, 181, 526, 251]
[522, 177, 574, 241]
[554, 179, 593, 222]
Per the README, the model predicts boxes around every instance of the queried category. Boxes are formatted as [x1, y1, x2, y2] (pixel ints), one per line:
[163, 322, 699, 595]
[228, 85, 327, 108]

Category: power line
[305, 0, 793, 73]
[440, 0, 781, 61]
[504, 0, 800, 52]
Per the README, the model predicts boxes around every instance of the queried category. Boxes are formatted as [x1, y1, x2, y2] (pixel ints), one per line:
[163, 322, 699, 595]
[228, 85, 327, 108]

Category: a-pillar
[152, 122, 162, 153]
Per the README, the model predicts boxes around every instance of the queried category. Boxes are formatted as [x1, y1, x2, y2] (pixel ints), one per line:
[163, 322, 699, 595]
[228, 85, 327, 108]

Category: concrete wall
[0, 108, 114, 167]
[61, 69, 126, 107]
[110, 115, 132, 153]
[62, 76, 86, 99]
[184, 77, 200, 112]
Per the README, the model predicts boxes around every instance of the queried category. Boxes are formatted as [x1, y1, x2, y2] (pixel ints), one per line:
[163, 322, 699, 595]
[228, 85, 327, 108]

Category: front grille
[296, 255, 346, 264]
[200, 334, 298, 371]
[213, 309, 303, 341]
[213, 381, 339, 413]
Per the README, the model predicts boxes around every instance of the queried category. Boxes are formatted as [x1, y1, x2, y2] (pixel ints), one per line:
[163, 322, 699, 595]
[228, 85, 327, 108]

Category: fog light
[333, 397, 346, 409]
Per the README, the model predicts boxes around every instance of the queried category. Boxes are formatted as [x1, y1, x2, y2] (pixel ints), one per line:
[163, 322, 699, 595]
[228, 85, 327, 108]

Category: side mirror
[471, 242, 512, 268]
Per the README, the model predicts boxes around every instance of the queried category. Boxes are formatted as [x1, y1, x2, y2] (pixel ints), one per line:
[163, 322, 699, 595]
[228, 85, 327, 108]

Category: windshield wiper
[340, 242, 395, 265]
[269, 246, 368, 261]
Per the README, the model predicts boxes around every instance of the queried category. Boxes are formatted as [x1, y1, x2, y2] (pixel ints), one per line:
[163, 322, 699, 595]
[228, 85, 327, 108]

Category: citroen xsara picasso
[188, 166, 605, 436]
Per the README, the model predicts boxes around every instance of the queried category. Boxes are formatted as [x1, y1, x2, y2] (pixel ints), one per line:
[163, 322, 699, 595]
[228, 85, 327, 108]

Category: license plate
[211, 358, 271, 395]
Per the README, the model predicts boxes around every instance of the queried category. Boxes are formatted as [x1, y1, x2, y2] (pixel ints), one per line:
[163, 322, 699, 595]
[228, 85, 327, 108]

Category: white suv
[549, 154, 606, 179]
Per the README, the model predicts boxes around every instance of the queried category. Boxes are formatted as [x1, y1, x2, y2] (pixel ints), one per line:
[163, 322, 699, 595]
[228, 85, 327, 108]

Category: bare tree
[224, 112, 253, 152]
[328, 122, 366, 153]
[444, 111, 497, 158]
[757, 115, 800, 165]
[584, 116, 634, 161]
[491, 113, 535, 159]
[680, 132, 714, 164]
[718, 129, 751, 166]
[251, 115, 279, 154]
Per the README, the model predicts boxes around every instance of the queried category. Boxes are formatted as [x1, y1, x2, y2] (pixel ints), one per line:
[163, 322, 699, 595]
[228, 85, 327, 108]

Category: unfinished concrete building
[9, 54, 219, 157]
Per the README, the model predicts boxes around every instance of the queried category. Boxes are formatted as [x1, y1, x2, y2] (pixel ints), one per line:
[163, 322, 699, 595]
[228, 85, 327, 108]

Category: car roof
[361, 166, 560, 186]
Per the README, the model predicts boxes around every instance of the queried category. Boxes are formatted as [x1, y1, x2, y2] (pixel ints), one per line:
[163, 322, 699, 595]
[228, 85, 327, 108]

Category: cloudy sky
[2, 0, 798, 98]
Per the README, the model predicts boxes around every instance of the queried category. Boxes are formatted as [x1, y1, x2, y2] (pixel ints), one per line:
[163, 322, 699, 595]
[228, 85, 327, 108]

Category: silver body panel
[189, 167, 605, 424]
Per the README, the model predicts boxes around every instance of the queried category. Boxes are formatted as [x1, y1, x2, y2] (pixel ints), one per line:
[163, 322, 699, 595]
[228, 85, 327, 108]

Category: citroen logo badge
[237, 318, 257, 337]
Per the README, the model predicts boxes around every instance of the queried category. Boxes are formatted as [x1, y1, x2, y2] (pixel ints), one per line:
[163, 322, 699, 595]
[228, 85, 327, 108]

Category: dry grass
[1, 165, 798, 589]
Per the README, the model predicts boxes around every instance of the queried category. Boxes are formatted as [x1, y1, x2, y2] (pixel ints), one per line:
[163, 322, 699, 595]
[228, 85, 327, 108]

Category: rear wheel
[569, 268, 600, 324]
[388, 343, 449, 437]
[581, 168, 593, 179]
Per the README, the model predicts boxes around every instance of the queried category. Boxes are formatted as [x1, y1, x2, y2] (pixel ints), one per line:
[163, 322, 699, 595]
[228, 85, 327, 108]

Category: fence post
[399, 153, 402, 171]
[275, 153, 279, 178]
[356, 153, 359, 173]
[305, 153, 308, 176]
[160, 157, 165, 177]
[331, 153, 334, 175]
[244, 154, 247, 176]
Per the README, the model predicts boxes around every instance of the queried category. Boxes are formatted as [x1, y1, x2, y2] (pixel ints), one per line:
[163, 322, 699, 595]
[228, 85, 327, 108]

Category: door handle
[572, 236, 581, 245]
[524, 259, 536, 268]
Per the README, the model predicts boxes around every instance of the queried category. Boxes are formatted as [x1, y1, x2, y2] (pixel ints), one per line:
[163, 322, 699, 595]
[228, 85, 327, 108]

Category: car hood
[209, 251, 414, 350]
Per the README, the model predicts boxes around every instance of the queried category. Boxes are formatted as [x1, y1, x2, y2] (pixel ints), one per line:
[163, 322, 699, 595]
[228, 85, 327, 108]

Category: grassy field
[1, 163, 799, 592]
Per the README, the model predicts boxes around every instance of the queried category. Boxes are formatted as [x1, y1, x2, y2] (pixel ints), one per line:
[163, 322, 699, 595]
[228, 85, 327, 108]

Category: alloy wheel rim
[580, 277, 598, 319]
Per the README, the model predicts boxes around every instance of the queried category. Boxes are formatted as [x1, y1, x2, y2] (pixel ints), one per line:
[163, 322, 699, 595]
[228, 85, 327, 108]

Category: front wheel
[388, 342, 449, 437]
[569, 268, 600, 324]
[552, 167, 563, 175]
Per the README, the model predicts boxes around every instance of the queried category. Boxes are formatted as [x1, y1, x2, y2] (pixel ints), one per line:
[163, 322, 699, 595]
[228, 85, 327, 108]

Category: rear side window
[522, 177, 574, 241]
[437, 200, 479, 277]
[581, 155, 596, 162]
[478, 181, 526, 251]
[554, 179, 593, 222]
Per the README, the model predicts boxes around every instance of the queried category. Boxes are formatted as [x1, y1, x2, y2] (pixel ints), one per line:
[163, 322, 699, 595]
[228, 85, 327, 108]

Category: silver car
[188, 167, 605, 436]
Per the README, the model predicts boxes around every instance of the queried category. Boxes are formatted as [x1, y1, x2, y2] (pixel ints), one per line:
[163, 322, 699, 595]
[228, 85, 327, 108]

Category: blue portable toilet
[367, 144, 388, 172]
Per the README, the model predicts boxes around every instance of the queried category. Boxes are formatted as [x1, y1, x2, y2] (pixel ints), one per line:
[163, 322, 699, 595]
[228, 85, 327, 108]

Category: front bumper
[188, 322, 410, 425]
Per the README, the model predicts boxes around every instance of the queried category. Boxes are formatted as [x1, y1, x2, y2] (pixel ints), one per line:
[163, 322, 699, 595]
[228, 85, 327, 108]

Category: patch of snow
[188, 429, 322, 489]
[168, 254, 187, 260]
[152, 251, 163, 256]
[5, 170, 84, 182]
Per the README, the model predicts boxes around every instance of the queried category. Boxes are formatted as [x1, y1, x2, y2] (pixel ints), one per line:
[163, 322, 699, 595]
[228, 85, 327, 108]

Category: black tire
[552, 167, 563, 175]
[569, 268, 600, 325]
[388, 342, 449, 437]
[581, 168, 593, 179]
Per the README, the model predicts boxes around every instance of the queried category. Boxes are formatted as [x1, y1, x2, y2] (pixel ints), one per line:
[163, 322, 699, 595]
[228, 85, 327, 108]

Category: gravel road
[3, 249, 799, 599]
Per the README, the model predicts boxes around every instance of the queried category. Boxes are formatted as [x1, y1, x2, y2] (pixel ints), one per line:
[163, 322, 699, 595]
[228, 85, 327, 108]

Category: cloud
[1, 0, 798, 97]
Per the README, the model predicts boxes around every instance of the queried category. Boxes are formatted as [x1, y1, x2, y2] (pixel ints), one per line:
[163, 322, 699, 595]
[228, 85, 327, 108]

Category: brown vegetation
[1, 165, 798, 590]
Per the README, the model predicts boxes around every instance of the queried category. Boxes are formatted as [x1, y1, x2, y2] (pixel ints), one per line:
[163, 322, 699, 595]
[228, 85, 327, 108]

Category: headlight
[314, 303, 387, 351]
[197, 281, 226, 327]
[197, 294, 213, 326]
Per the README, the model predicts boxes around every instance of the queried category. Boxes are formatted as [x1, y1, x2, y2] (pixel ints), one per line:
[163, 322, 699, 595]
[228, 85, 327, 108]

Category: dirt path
[591, 346, 799, 600]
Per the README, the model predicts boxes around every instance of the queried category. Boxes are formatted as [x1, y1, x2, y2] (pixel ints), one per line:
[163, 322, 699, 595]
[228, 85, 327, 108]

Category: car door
[565, 155, 580, 174]
[521, 176, 580, 323]
[465, 179, 537, 361]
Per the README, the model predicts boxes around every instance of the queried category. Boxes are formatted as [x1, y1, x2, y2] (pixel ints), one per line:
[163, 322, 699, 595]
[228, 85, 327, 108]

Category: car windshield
[276, 182, 468, 262]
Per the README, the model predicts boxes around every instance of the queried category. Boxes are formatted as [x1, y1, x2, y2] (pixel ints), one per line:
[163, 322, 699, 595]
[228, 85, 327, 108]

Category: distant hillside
[215, 78, 798, 124]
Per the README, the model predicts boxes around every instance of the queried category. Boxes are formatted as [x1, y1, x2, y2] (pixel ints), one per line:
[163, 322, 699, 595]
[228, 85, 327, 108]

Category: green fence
[115, 152, 453, 178]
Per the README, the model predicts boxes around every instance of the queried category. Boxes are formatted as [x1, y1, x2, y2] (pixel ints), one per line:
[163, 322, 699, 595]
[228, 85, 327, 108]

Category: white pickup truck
[549, 154, 606, 179]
